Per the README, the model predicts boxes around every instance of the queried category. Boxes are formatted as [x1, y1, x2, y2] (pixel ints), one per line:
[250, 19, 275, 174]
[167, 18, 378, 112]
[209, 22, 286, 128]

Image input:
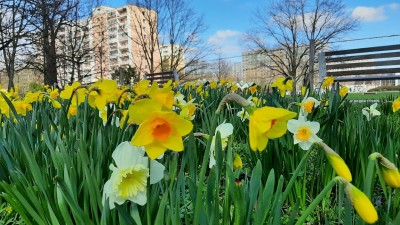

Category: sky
[105, 0, 400, 62]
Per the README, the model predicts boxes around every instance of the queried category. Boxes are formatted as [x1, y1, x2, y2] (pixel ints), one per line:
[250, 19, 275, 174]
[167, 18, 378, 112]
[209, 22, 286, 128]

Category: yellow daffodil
[173, 80, 180, 88]
[321, 76, 334, 89]
[392, 97, 400, 112]
[195, 85, 203, 93]
[249, 106, 296, 151]
[49, 88, 59, 99]
[287, 116, 322, 150]
[374, 154, 400, 188]
[102, 142, 165, 209]
[130, 99, 193, 159]
[183, 82, 192, 90]
[133, 79, 150, 96]
[231, 84, 238, 92]
[88, 80, 118, 110]
[233, 154, 243, 171]
[67, 104, 77, 119]
[24, 91, 44, 103]
[271, 78, 292, 97]
[12, 101, 32, 116]
[60, 82, 87, 106]
[148, 82, 174, 110]
[343, 181, 378, 224]
[301, 86, 307, 97]
[339, 86, 349, 97]
[210, 81, 218, 89]
[51, 99, 62, 108]
[208, 122, 233, 168]
[249, 85, 257, 95]
[320, 142, 352, 182]
[285, 80, 293, 91]
[0, 98, 10, 118]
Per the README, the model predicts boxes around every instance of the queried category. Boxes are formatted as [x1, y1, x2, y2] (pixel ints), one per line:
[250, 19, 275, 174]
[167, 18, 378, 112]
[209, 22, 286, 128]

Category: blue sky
[106, 0, 400, 61]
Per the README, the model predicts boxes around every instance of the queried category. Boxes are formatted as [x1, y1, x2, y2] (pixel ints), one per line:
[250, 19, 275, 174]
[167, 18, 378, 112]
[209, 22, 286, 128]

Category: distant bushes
[368, 85, 400, 92]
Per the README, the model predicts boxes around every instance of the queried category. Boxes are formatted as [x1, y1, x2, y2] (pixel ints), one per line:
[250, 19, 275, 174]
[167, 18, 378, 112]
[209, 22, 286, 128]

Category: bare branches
[246, 0, 358, 90]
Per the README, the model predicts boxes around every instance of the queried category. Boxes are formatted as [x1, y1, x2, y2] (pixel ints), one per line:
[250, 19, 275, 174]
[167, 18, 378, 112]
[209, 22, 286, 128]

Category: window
[109, 50, 118, 55]
[109, 34, 116, 39]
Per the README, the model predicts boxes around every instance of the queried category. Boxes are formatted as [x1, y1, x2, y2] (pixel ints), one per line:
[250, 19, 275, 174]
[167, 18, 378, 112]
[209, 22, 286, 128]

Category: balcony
[117, 8, 127, 15]
[118, 35, 128, 41]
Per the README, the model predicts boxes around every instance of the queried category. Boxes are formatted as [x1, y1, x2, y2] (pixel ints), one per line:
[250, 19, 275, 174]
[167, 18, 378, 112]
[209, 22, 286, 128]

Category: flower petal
[150, 160, 165, 184]
[112, 142, 146, 168]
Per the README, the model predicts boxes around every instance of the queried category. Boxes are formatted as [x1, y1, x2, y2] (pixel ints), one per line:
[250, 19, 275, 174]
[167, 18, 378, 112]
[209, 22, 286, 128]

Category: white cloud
[388, 3, 399, 10]
[352, 6, 387, 22]
[207, 29, 242, 56]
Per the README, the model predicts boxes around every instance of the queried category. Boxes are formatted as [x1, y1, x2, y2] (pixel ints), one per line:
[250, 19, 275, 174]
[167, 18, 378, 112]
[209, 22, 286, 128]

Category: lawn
[347, 91, 400, 100]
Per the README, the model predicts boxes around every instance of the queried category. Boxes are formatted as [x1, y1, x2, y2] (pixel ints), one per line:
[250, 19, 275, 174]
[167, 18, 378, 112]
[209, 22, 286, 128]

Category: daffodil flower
[271, 78, 293, 97]
[233, 154, 243, 171]
[339, 86, 349, 97]
[320, 142, 352, 182]
[249, 106, 296, 151]
[88, 80, 118, 110]
[321, 76, 334, 89]
[299, 97, 320, 116]
[370, 153, 400, 188]
[341, 180, 378, 224]
[209, 122, 233, 168]
[60, 81, 87, 106]
[130, 99, 193, 159]
[148, 81, 175, 110]
[237, 108, 249, 121]
[287, 116, 322, 150]
[12, 101, 32, 116]
[102, 142, 165, 209]
[392, 97, 400, 112]
[362, 103, 381, 121]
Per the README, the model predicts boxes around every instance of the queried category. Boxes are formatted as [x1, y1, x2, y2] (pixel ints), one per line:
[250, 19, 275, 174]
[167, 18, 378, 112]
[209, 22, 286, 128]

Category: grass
[347, 91, 400, 100]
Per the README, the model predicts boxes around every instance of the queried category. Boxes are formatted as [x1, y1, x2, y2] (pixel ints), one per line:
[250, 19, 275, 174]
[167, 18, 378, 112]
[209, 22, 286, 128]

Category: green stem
[295, 179, 337, 225]
[193, 114, 217, 225]
[363, 154, 377, 198]
[282, 149, 312, 201]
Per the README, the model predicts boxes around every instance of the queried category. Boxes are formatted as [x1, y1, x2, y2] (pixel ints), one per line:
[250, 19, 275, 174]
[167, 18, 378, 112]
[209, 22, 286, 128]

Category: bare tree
[0, 0, 30, 90]
[246, 0, 358, 92]
[162, 0, 209, 78]
[25, 0, 79, 86]
[213, 55, 231, 80]
[129, 0, 208, 79]
[129, 0, 165, 75]
[57, 0, 101, 85]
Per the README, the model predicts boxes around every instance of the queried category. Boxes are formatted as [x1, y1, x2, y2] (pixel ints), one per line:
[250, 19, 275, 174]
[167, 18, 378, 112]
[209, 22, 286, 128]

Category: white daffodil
[299, 97, 320, 116]
[209, 122, 234, 168]
[174, 92, 185, 105]
[362, 103, 381, 121]
[287, 116, 322, 150]
[102, 142, 165, 209]
[237, 108, 250, 121]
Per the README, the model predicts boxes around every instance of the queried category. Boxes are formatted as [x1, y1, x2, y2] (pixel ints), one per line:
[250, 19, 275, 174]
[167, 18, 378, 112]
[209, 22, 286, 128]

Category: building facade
[160, 44, 185, 74]
[57, 5, 160, 85]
